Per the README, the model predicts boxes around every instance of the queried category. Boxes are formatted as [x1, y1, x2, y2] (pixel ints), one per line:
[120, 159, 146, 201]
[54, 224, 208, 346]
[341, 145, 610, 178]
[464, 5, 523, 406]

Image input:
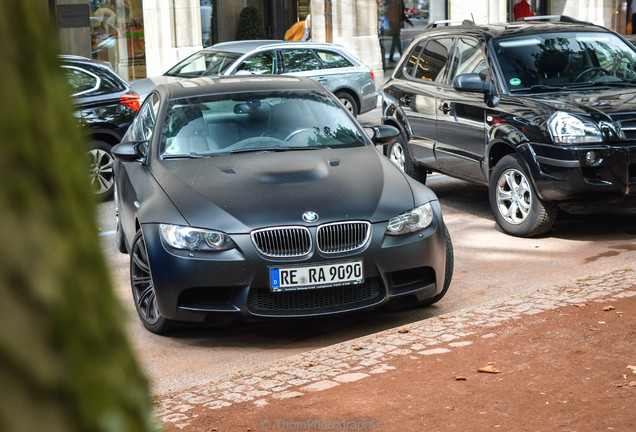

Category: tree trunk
[0, 2, 158, 431]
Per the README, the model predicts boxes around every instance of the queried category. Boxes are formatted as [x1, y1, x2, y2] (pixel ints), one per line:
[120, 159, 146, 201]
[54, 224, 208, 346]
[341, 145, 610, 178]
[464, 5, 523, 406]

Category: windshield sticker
[509, 78, 521, 86]
[165, 143, 180, 154]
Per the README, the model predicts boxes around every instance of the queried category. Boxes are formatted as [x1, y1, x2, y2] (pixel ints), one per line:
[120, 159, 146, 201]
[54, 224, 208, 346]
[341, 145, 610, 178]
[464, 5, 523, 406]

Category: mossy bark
[0, 2, 158, 432]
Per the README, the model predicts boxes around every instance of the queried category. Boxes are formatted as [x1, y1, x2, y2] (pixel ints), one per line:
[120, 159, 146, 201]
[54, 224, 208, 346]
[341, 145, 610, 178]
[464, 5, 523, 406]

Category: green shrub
[236, 6, 265, 40]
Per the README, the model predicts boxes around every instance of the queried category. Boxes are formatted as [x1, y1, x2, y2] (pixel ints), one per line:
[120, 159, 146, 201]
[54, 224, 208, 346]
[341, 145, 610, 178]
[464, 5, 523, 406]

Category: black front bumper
[141, 207, 448, 323]
[525, 142, 636, 212]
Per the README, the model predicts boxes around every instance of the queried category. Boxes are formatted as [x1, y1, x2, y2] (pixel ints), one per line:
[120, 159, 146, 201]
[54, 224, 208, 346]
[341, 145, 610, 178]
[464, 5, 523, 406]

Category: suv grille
[251, 227, 312, 258]
[614, 118, 636, 140]
[247, 278, 384, 316]
[317, 221, 371, 254]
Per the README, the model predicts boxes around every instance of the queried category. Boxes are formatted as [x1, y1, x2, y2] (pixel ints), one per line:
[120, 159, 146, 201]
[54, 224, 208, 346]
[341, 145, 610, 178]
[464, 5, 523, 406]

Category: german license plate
[270, 260, 363, 292]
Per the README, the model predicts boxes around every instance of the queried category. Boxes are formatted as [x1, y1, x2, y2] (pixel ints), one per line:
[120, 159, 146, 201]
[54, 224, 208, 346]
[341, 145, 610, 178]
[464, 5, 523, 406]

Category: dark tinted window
[448, 37, 488, 82]
[62, 66, 98, 95]
[405, 44, 425, 77]
[314, 50, 353, 68]
[493, 32, 636, 90]
[416, 38, 454, 82]
[282, 49, 322, 72]
[235, 51, 276, 74]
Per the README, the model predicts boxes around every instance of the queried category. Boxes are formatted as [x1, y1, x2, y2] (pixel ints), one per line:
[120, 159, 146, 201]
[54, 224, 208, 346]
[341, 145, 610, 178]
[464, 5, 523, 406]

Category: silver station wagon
[131, 40, 378, 117]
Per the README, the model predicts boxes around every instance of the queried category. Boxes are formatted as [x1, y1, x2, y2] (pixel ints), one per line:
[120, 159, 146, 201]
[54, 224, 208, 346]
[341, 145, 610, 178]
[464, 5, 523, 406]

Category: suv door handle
[400, 95, 413, 105]
[438, 103, 451, 114]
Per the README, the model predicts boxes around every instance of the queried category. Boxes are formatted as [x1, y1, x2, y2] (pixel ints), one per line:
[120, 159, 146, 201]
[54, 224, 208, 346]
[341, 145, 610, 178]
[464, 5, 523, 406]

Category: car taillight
[120, 93, 140, 112]
[370, 70, 375, 81]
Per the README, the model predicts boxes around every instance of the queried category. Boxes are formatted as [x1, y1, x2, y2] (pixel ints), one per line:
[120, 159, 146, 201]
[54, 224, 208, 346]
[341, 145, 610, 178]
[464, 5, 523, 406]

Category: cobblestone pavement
[156, 265, 636, 429]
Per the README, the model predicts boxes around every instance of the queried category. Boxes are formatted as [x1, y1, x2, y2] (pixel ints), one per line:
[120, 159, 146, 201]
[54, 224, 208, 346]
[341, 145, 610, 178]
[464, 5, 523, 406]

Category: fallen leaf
[351, 344, 363, 351]
[455, 376, 467, 381]
[629, 381, 636, 387]
[397, 328, 410, 334]
[477, 365, 501, 374]
[603, 306, 615, 311]
[529, 244, 541, 248]
[488, 361, 497, 365]
[299, 361, 315, 368]
[627, 365, 636, 374]
[574, 303, 587, 308]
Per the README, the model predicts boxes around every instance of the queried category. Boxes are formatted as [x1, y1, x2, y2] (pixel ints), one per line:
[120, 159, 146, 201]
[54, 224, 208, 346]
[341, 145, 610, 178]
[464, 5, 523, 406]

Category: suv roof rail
[426, 19, 476, 29]
[516, 15, 593, 25]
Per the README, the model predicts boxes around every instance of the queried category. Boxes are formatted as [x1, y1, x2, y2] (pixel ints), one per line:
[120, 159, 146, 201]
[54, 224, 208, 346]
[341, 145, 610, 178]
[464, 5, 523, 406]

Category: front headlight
[159, 224, 235, 251]
[548, 111, 602, 144]
[386, 203, 434, 236]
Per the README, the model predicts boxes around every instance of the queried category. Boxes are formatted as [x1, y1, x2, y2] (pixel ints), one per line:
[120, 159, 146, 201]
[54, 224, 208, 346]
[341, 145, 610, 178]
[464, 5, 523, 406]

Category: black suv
[382, 16, 636, 237]
[60, 55, 139, 200]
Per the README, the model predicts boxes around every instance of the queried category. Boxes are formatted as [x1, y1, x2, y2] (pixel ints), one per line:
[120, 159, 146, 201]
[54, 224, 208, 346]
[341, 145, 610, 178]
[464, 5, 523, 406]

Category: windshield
[159, 90, 366, 158]
[164, 50, 240, 78]
[493, 32, 636, 91]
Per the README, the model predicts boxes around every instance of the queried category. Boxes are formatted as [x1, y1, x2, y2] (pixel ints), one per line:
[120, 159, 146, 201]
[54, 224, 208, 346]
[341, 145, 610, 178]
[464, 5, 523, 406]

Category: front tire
[489, 154, 557, 237]
[87, 140, 115, 201]
[130, 229, 173, 334]
[387, 133, 427, 184]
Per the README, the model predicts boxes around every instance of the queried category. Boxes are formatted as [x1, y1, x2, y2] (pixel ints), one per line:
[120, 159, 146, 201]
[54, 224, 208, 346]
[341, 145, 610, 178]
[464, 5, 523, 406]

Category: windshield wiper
[230, 146, 325, 154]
[510, 84, 566, 93]
[162, 152, 207, 159]
[563, 81, 636, 88]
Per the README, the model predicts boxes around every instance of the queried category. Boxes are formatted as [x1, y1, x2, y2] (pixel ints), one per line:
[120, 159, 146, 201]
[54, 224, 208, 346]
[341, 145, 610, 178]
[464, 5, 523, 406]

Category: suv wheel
[87, 140, 115, 201]
[388, 134, 427, 184]
[489, 154, 557, 237]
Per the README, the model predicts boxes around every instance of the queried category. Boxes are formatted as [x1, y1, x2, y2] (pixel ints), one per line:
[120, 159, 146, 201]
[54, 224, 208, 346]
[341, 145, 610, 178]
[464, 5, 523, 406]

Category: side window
[415, 38, 454, 83]
[282, 49, 322, 72]
[314, 50, 353, 68]
[405, 43, 425, 77]
[448, 38, 488, 82]
[131, 93, 158, 155]
[235, 51, 276, 74]
[62, 66, 98, 95]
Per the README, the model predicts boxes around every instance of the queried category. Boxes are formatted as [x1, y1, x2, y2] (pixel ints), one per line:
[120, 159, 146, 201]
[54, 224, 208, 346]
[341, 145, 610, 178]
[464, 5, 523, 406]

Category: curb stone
[156, 266, 636, 429]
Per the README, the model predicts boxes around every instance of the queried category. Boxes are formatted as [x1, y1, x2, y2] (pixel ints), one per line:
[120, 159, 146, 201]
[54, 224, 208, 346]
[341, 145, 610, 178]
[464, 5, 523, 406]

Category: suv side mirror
[369, 125, 399, 146]
[454, 73, 500, 108]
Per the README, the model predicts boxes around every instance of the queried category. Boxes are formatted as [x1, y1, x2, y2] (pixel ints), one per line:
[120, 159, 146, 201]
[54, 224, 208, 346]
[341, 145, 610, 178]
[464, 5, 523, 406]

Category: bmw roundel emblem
[302, 211, 319, 223]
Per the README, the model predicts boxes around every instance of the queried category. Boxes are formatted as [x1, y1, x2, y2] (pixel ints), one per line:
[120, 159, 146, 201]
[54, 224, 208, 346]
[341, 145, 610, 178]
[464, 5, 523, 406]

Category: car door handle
[438, 103, 451, 114]
[317, 77, 328, 84]
[400, 95, 413, 105]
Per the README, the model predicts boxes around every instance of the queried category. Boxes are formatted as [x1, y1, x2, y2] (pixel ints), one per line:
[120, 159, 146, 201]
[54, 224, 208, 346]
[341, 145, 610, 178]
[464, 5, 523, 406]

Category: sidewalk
[157, 265, 636, 432]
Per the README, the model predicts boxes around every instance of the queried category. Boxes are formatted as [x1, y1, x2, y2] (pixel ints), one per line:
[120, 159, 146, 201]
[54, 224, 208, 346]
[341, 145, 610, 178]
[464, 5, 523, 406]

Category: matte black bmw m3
[113, 76, 453, 334]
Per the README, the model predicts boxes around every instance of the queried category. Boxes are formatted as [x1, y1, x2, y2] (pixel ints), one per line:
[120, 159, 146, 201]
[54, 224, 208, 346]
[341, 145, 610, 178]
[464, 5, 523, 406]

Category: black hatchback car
[382, 16, 636, 237]
[60, 55, 139, 200]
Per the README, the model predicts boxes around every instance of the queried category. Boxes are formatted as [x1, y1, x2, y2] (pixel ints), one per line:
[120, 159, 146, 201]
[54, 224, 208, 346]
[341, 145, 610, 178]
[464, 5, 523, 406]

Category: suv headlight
[548, 111, 602, 144]
[386, 203, 434, 236]
[160, 224, 235, 251]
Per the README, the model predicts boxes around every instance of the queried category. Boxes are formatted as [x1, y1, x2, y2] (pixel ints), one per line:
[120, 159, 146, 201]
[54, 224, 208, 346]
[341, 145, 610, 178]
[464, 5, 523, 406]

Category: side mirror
[454, 73, 488, 92]
[454, 73, 500, 108]
[112, 141, 146, 162]
[369, 125, 399, 146]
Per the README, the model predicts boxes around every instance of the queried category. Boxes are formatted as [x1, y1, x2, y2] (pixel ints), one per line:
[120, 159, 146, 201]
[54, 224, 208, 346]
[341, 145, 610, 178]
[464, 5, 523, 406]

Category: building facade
[51, 0, 635, 84]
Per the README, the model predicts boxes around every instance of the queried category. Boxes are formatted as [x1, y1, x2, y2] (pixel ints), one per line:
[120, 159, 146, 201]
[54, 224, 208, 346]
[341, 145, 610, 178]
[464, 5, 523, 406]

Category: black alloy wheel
[130, 229, 173, 334]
